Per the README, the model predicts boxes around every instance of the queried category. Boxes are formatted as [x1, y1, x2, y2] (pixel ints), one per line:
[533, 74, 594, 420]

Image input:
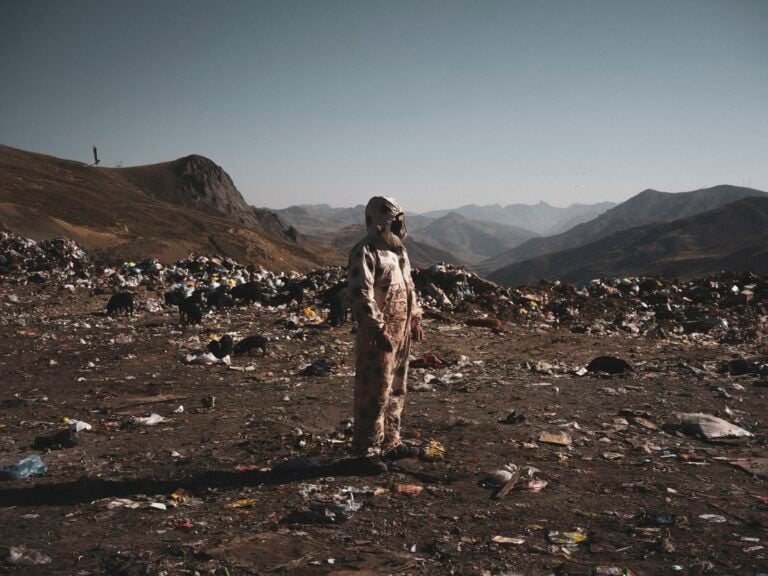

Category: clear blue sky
[1, 0, 766, 212]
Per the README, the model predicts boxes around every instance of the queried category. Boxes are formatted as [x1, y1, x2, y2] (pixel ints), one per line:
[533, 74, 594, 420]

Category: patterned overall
[348, 197, 421, 455]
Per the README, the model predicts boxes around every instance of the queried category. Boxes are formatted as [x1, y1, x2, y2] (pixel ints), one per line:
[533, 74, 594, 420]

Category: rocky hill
[0, 144, 333, 270]
[489, 196, 768, 286]
[119, 155, 295, 242]
[411, 212, 536, 264]
[477, 185, 768, 275]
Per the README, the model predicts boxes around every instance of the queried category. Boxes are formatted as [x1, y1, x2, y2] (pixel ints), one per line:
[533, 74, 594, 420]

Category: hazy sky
[2, 1, 767, 212]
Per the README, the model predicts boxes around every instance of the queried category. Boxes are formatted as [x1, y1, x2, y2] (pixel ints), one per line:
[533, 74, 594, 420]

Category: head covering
[365, 196, 408, 244]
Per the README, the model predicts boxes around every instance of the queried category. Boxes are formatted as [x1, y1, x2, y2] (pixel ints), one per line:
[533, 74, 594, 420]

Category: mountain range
[275, 201, 608, 263]
[421, 200, 617, 235]
[2, 144, 766, 285]
[489, 195, 768, 286]
[476, 185, 768, 276]
[410, 212, 537, 263]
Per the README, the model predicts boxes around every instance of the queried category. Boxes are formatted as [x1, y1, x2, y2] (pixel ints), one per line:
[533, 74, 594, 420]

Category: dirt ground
[0, 285, 766, 575]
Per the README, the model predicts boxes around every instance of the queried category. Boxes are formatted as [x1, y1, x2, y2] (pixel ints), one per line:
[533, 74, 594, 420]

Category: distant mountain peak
[419, 200, 616, 236]
[170, 154, 238, 202]
[438, 212, 468, 221]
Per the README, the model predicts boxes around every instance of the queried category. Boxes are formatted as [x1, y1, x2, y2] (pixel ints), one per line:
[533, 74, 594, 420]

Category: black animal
[106, 292, 134, 317]
[286, 280, 304, 305]
[207, 334, 234, 359]
[179, 297, 203, 325]
[271, 279, 305, 307]
[231, 283, 261, 305]
[234, 335, 269, 356]
[164, 290, 185, 307]
[185, 289, 206, 306]
[320, 281, 349, 326]
[207, 290, 234, 309]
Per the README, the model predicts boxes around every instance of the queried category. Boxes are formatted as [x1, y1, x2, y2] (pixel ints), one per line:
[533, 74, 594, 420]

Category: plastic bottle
[0, 455, 48, 480]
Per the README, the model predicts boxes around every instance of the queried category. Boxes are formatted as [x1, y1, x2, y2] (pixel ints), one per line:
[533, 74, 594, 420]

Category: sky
[1, 0, 767, 212]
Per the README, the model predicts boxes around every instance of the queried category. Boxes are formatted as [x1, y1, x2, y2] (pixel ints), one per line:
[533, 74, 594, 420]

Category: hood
[365, 196, 407, 243]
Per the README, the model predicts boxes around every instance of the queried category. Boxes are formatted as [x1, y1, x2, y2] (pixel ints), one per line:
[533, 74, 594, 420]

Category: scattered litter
[286, 499, 363, 524]
[499, 408, 525, 424]
[538, 431, 572, 446]
[6, 545, 51, 566]
[183, 351, 231, 366]
[638, 511, 683, 527]
[105, 499, 141, 510]
[729, 457, 768, 479]
[548, 529, 587, 545]
[224, 498, 259, 509]
[419, 440, 446, 462]
[33, 428, 78, 450]
[482, 463, 519, 488]
[131, 413, 167, 427]
[394, 484, 424, 496]
[0, 455, 47, 481]
[668, 413, 753, 440]
[299, 358, 338, 377]
[65, 418, 92, 432]
[492, 536, 525, 545]
[516, 479, 548, 493]
[593, 568, 637, 576]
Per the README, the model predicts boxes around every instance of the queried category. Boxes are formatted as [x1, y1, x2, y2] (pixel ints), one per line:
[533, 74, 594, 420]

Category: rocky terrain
[477, 186, 768, 276]
[0, 234, 767, 575]
[490, 196, 768, 287]
[0, 145, 333, 271]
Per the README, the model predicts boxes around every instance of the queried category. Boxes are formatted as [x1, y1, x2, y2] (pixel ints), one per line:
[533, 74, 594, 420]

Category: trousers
[352, 286, 411, 455]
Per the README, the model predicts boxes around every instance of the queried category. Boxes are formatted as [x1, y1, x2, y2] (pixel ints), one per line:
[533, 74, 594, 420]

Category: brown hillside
[489, 196, 768, 286]
[327, 224, 466, 269]
[0, 145, 339, 270]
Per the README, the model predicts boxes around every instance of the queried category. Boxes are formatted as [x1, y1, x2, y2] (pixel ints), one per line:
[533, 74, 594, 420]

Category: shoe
[383, 443, 420, 461]
[339, 455, 388, 476]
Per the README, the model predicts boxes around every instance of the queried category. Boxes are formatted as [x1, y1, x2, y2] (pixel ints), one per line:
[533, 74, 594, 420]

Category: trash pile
[506, 271, 768, 342]
[2, 233, 768, 575]
[0, 232, 90, 285]
[2, 232, 766, 345]
[93, 256, 346, 310]
[413, 263, 512, 313]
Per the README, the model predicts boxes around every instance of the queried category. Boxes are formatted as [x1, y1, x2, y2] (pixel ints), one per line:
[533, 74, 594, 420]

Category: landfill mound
[0, 144, 335, 270]
[0, 232, 90, 284]
[2, 231, 766, 347]
[0, 238, 767, 575]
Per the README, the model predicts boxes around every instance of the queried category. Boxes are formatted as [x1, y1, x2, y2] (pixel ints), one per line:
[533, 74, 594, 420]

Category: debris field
[0, 233, 767, 575]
